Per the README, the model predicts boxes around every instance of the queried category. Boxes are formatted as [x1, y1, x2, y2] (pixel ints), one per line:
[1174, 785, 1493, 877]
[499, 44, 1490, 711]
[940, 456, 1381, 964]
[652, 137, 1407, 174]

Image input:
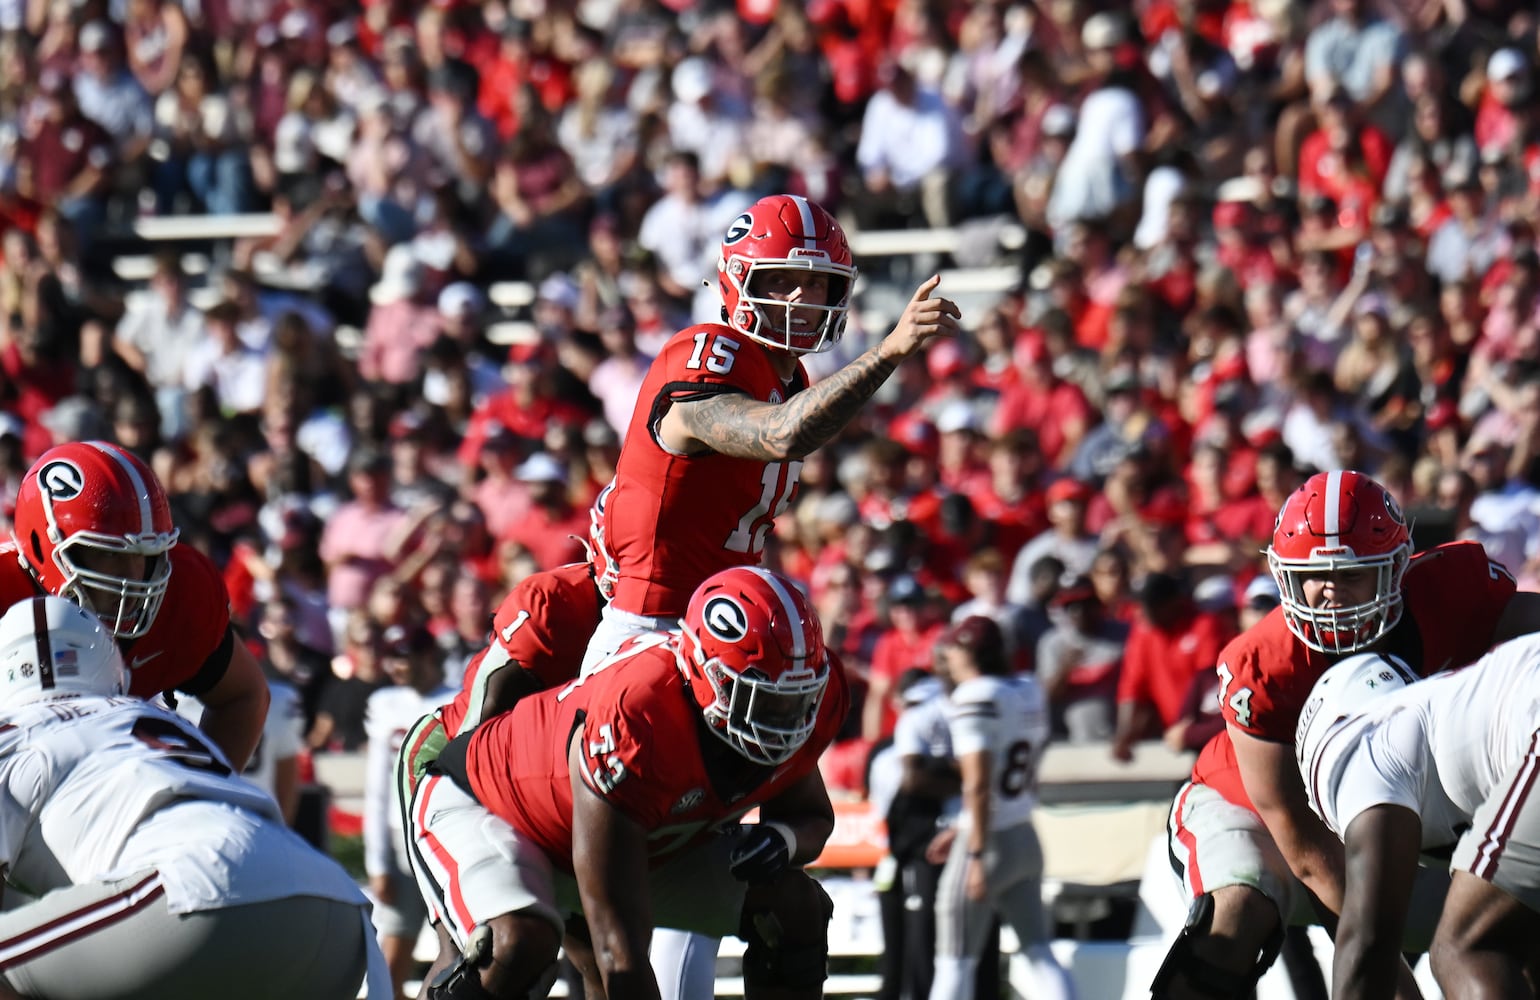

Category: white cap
[1244, 575, 1282, 609]
[1082, 11, 1127, 50]
[672, 57, 713, 104]
[536, 273, 579, 312]
[1489, 47, 1526, 82]
[437, 281, 485, 318]
[369, 244, 423, 306]
[1193, 575, 1235, 613]
[936, 400, 979, 435]
[515, 452, 568, 485]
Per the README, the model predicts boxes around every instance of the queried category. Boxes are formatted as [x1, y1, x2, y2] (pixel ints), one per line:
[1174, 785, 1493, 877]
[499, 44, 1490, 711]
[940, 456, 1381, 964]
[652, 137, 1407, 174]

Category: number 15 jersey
[606, 324, 809, 617]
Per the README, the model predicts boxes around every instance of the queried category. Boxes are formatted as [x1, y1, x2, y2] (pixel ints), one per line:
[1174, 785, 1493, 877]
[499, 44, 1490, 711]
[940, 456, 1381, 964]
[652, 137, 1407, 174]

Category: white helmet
[1295, 653, 1416, 803]
[0, 596, 127, 712]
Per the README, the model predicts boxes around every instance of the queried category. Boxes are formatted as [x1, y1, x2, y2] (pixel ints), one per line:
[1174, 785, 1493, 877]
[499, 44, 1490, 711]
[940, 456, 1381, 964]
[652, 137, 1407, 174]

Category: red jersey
[605, 325, 809, 616]
[439, 562, 602, 737]
[463, 633, 850, 871]
[0, 542, 234, 698]
[1191, 540, 1516, 810]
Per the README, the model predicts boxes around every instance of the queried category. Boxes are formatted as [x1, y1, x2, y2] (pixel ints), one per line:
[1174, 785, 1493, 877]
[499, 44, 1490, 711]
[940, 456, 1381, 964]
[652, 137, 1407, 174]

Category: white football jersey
[1303, 634, 1540, 850]
[363, 681, 457, 876]
[946, 674, 1051, 831]
[0, 696, 365, 915]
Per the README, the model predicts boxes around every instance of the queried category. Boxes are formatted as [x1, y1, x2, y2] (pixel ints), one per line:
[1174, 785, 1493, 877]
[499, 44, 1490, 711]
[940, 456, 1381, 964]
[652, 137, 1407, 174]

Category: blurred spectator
[852, 56, 965, 229]
[308, 610, 388, 752]
[1005, 477, 1099, 604]
[1037, 573, 1128, 743]
[358, 243, 439, 388]
[1111, 570, 1233, 762]
[437, 570, 494, 687]
[319, 445, 409, 621]
[861, 574, 946, 743]
[497, 450, 587, 570]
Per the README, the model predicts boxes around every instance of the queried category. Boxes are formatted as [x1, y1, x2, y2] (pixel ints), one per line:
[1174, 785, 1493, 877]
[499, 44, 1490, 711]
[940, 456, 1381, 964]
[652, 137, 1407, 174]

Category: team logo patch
[38, 461, 85, 501]
[769, 390, 783, 404]
[723, 213, 754, 245]
[671, 788, 705, 814]
[702, 596, 749, 643]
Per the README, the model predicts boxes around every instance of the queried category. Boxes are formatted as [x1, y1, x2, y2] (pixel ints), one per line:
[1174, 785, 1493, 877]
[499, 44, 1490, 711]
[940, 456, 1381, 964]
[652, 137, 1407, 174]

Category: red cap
[1212, 201, 1250, 230]
[507, 341, 544, 366]
[927, 340, 965, 380]
[1045, 478, 1093, 506]
[1426, 399, 1460, 432]
[891, 414, 939, 461]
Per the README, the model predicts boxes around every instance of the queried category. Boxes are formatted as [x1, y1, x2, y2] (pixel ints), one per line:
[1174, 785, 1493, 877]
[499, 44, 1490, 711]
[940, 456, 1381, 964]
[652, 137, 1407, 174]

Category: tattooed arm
[659, 276, 962, 460]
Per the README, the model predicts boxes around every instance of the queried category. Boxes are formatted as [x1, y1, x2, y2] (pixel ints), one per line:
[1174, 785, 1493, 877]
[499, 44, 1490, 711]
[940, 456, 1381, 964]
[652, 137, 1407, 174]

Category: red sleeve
[1116, 624, 1151, 705]
[493, 563, 601, 690]
[1214, 612, 1309, 740]
[1404, 540, 1518, 672]
[574, 682, 678, 831]
[126, 545, 234, 698]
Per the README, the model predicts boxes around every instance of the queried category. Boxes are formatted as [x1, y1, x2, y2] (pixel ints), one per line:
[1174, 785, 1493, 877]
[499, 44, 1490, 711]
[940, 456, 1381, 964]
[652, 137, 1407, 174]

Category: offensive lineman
[405, 566, 849, 1000]
[1156, 470, 1540, 998]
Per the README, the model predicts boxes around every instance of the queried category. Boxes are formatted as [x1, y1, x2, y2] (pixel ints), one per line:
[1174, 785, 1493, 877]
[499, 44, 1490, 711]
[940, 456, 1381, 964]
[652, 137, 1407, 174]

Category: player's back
[440, 561, 601, 737]
[948, 674, 1050, 830]
[606, 324, 809, 616]
[0, 696, 280, 889]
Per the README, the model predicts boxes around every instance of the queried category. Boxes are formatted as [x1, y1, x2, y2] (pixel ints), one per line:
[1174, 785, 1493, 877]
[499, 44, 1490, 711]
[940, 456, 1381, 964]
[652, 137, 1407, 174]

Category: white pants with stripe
[406, 773, 748, 950]
[1451, 735, 1540, 911]
[1167, 780, 1448, 946]
[0, 870, 376, 999]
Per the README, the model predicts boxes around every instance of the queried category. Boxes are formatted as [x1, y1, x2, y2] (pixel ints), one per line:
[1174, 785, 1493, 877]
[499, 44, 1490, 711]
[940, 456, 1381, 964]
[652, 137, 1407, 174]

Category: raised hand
[880, 274, 963, 361]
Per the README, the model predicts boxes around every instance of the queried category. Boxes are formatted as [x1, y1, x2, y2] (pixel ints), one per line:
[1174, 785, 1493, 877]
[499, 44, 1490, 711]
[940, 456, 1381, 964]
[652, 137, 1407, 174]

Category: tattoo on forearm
[680, 348, 899, 460]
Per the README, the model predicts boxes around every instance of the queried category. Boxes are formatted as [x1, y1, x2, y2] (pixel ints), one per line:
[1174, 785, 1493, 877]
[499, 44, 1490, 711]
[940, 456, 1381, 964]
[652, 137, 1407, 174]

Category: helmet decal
[1383, 490, 1405, 525]
[723, 213, 754, 245]
[38, 461, 84, 502]
[702, 596, 749, 643]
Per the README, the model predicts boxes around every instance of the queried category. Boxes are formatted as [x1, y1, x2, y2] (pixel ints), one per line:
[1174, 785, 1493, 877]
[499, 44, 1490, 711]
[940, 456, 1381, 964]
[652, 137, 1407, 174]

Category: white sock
[929, 954, 978, 1000]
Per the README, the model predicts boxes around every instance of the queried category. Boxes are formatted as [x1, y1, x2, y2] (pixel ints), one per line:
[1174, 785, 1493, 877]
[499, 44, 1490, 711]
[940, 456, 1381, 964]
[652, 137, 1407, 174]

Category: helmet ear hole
[29, 532, 44, 566]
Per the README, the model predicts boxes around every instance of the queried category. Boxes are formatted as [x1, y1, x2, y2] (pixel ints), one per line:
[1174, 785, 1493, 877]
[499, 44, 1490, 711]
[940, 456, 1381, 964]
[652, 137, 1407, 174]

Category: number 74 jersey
[603, 324, 809, 617]
[1192, 540, 1517, 813]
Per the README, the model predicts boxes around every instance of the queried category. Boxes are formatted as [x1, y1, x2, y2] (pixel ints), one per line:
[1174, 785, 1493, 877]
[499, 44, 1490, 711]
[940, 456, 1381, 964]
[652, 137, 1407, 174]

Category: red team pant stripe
[416, 775, 477, 934]
[1472, 730, 1540, 880]
[1174, 783, 1204, 894]
[0, 872, 166, 968]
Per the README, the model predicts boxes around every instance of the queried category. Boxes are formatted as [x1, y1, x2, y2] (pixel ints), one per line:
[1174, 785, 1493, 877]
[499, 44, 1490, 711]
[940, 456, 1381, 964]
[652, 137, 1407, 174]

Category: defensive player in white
[0, 596, 390, 1000]
[1296, 638, 1540, 1000]
[928, 616, 1077, 1000]
[365, 625, 458, 999]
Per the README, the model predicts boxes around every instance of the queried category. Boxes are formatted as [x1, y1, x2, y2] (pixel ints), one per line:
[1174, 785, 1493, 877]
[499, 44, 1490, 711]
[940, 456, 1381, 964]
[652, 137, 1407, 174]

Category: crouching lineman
[405, 566, 848, 1000]
[1296, 636, 1540, 999]
[0, 596, 388, 1000]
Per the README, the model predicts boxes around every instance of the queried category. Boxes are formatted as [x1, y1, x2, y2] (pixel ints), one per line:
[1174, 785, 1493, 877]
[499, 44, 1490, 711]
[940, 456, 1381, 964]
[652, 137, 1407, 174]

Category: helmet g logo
[38, 461, 85, 502]
[723, 213, 753, 246]
[1382, 491, 1405, 525]
[702, 596, 749, 643]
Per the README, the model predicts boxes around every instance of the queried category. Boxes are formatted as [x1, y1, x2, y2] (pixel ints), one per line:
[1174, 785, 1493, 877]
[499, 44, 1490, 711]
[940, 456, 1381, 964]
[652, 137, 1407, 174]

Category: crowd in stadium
[3, 0, 1540, 994]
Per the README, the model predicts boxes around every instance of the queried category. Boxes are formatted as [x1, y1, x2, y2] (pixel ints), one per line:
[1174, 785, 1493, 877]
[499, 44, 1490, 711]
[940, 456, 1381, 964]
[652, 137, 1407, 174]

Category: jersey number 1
[725, 461, 802, 554]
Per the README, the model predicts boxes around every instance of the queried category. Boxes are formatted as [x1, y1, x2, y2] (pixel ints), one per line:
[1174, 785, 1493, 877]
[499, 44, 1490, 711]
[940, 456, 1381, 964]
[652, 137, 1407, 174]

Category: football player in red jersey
[405, 566, 849, 1000]
[582, 193, 962, 672]
[0, 441, 269, 769]
[1153, 470, 1540, 1000]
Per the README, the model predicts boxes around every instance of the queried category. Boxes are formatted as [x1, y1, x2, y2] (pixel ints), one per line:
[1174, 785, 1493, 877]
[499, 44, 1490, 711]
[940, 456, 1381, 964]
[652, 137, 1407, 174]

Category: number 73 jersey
[605, 324, 810, 617]
[461, 633, 849, 870]
[1192, 540, 1517, 813]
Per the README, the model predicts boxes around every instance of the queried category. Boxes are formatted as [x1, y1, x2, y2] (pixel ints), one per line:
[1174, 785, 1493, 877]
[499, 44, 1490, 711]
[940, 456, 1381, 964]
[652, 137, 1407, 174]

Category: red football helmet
[717, 194, 857, 355]
[679, 566, 829, 765]
[1267, 470, 1411, 654]
[12, 442, 180, 639]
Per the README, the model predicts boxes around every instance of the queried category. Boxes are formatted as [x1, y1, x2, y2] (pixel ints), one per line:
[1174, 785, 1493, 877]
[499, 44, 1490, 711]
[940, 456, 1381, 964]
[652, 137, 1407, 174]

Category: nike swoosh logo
[130, 651, 164, 670]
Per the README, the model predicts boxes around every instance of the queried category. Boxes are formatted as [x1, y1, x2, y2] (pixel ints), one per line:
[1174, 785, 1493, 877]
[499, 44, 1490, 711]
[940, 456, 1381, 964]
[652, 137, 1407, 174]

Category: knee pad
[1149, 893, 1285, 1000]
[738, 876, 833, 991]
